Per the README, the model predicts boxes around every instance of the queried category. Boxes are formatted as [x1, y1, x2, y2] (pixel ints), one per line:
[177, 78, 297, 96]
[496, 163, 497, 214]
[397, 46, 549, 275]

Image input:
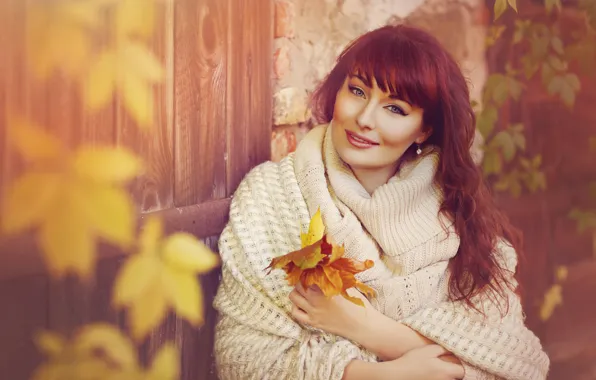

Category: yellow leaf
[163, 267, 203, 325]
[73, 146, 142, 184]
[302, 208, 324, 247]
[59, 0, 103, 28]
[75, 323, 138, 370]
[115, 0, 157, 40]
[26, 4, 92, 79]
[149, 343, 180, 380]
[162, 233, 219, 273]
[121, 73, 154, 128]
[113, 254, 161, 306]
[555, 265, 568, 282]
[34, 331, 65, 357]
[129, 281, 168, 341]
[539, 284, 563, 321]
[72, 182, 136, 248]
[139, 216, 163, 255]
[1, 172, 60, 235]
[39, 194, 95, 278]
[84, 51, 117, 110]
[123, 41, 164, 83]
[7, 116, 63, 161]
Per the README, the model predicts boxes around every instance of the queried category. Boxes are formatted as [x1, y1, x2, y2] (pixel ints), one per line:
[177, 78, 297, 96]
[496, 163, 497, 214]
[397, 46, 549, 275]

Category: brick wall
[270, 0, 490, 161]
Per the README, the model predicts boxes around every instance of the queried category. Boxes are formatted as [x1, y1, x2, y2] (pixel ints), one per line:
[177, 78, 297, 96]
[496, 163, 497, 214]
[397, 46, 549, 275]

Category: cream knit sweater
[213, 125, 549, 380]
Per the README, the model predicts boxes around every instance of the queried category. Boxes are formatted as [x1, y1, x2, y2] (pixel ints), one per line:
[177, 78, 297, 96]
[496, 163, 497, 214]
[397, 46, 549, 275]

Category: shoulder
[232, 154, 297, 202]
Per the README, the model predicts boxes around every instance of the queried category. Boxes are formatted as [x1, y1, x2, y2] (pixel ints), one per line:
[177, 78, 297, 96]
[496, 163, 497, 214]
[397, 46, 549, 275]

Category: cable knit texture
[213, 124, 550, 380]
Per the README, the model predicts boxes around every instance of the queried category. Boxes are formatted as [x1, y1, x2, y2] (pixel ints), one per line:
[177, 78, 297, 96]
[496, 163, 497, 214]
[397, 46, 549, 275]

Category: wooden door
[0, 0, 272, 379]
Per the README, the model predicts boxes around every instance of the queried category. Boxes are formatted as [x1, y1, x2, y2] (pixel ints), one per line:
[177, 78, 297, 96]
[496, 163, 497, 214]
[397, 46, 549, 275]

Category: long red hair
[310, 25, 523, 311]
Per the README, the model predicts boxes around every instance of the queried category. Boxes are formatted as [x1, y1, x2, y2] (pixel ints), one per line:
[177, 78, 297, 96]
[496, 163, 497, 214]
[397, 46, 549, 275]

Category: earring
[416, 144, 422, 155]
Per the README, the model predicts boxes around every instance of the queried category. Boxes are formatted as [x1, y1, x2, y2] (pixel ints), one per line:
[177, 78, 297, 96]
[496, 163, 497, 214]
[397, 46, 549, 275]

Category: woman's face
[331, 74, 429, 174]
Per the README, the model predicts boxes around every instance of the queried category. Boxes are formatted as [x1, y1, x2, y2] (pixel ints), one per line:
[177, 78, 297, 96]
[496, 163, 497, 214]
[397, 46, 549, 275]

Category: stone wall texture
[271, 0, 490, 161]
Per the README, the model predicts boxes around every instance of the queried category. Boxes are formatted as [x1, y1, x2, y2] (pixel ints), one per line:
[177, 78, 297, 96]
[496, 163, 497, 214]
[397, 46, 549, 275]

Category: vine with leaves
[483, 0, 596, 321]
[1, 0, 219, 378]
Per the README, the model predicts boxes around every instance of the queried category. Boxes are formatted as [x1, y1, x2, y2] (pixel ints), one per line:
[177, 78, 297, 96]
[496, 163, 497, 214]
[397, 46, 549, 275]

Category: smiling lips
[345, 130, 379, 149]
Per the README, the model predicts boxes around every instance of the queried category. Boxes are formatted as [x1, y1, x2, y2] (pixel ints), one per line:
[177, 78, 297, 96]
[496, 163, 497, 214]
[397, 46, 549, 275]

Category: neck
[351, 162, 399, 194]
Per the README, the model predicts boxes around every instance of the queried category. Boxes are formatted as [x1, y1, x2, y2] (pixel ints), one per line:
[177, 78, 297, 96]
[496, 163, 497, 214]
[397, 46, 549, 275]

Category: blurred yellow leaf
[113, 254, 161, 306]
[1, 119, 141, 279]
[76, 323, 138, 370]
[162, 233, 220, 273]
[115, 0, 157, 40]
[84, 51, 118, 110]
[31, 324, 151, 380]
[149, 343, 180, 380]
[74, 146, 143, 183]
[139, 216, 163, 254]
[163, 266, 204, 325]
[34, 331, 65, 357]
[26, 1, 102, 79]
[539, 284, 563, 321]
[6, 116, 63, 162]
[0, 172, 60, 235]
[113, 216, 219, 340]
[555, 265, 568, 282]
[84, 40, 164, 128]
[129, 280, 169, 340]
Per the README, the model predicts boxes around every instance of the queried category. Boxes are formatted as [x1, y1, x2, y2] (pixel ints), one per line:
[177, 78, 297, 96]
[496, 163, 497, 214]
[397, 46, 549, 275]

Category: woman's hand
[288, 283, 374, 338]
[388, 344, 465, 380]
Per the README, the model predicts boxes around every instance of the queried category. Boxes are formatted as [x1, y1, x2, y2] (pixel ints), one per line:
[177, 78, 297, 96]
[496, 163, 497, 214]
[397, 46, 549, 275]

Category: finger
[439, 354, 461, 365]
[290, 303, 309, 325]
[289, 289, 312, 312]
[295, 282, 308, 297]
[418, 344, 450, 358]
[438, 361, 464, 379]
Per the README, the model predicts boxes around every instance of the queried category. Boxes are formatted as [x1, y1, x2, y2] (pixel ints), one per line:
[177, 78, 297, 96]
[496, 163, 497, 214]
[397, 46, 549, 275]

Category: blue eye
[349, 86, 365, 97]
[386, 105, 406, 116]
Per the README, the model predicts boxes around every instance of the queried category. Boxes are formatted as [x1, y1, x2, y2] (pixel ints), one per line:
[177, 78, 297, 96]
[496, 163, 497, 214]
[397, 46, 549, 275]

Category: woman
[213, 25, 549, 380]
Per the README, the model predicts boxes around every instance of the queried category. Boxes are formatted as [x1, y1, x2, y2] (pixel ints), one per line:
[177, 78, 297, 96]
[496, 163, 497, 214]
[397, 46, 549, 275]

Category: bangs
[342, 34, 438, 109]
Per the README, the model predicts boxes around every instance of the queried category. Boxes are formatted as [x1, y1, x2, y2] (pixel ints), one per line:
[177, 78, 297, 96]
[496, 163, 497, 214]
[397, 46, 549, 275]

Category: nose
[356, 101, 375, 130]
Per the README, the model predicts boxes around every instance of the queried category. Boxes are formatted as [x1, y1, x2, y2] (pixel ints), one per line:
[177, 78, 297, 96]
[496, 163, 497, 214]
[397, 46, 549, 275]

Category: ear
[414, 126, 433, 144]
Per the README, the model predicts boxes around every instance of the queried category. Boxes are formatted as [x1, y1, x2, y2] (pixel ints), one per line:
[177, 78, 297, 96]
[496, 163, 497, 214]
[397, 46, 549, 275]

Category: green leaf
[568, 209, 596, 233]
[476, 106, 498, 138]
[548, 74, 581, 108]
[551, 37, 564, 54]
[494, 0, 508, 20]
[547, 55, 567, 71]
[579, 0, 596, 30]
[541, 62, 556, 88]
[545, 0, 563, 13]
[482, 149, 503, 176]
[492, 131, 516, 162]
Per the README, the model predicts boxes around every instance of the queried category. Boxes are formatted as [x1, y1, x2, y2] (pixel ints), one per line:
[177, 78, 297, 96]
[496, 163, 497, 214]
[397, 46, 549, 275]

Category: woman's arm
[346, 308, 434, 361]
[343, 345, 465, 380]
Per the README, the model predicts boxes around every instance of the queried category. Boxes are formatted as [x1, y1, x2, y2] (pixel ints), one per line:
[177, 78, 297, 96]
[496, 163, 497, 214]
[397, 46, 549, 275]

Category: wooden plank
[174, 0, 228, 206]
[0, 274, 48, 380]
[226, 0, 273, 195]
[116, 1, 175, 213]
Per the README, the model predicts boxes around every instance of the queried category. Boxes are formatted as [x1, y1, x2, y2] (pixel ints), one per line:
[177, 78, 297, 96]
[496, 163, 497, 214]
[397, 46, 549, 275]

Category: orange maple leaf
[266, 235, 375, 306]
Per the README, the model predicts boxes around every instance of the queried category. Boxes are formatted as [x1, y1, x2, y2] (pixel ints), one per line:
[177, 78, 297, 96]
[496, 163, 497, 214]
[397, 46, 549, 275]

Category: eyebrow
[349, 73, 412, 106]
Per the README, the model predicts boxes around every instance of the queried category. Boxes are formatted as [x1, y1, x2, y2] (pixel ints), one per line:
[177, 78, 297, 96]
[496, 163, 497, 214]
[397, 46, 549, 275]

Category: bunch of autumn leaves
[267, 210, 375, 306]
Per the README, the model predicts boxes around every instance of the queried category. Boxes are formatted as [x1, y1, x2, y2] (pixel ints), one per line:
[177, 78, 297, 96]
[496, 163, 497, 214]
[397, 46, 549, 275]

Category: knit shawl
[213, 124, 549, 380]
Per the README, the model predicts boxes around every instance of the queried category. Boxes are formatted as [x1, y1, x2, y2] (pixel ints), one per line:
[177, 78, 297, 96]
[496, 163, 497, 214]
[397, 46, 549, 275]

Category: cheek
[333, 92, 361, 121]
